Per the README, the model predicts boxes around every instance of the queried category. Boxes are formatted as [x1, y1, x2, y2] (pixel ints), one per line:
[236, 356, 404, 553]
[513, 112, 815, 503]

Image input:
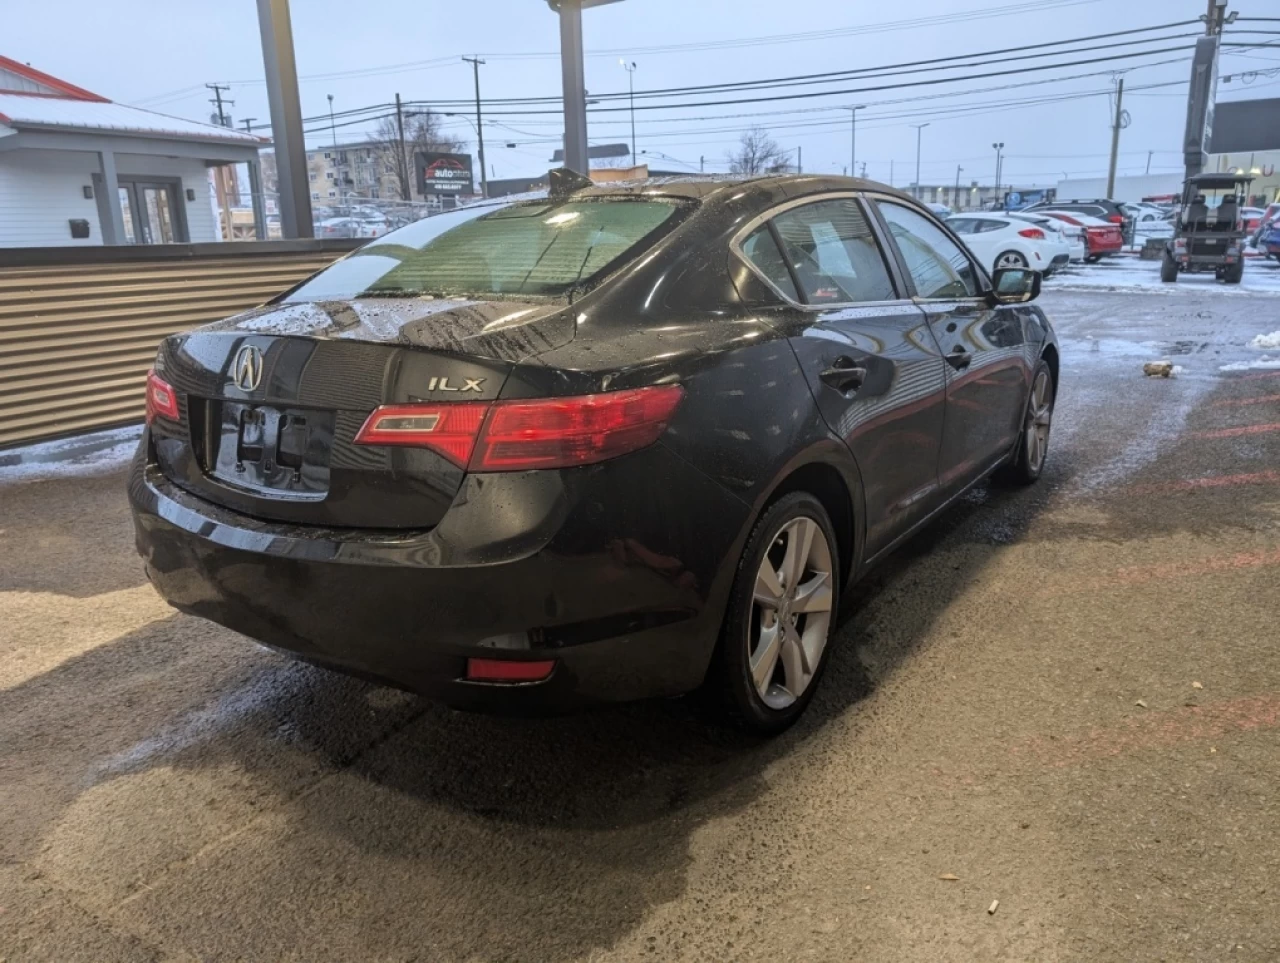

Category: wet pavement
[2, 280, 1279, 962]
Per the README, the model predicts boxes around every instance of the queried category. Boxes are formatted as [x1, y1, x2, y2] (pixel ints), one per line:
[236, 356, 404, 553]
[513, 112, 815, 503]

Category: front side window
[769, 199, 896, 304]
[287, 197, 688, 302]
[876, 201, 979, 300]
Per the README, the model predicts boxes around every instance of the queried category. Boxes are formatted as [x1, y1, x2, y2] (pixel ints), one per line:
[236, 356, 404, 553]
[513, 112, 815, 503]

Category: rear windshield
[286, 197, 688, 302]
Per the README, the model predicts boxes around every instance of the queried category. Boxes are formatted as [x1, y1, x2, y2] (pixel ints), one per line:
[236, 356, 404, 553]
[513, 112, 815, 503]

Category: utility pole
[955, 165, 963, 210]
[860, 161, 867, 178]
[327, 93, 343, 202]
[462, 57, 488, 198]
[797, 145, 802, 173]
[621, 60, 638, 165]
[700, 155, 705, 173]
[845, 105, 864, 180]
[1106, 76, 1126, 199]
[395, 93, 410, 201]
[206, 83, 233, 126]
[1146, 150, 1154, 175]
[911, 122, 930, 199]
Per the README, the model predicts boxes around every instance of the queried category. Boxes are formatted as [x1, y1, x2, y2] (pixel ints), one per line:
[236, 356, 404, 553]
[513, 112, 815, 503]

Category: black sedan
[130, 173, 1058, 734]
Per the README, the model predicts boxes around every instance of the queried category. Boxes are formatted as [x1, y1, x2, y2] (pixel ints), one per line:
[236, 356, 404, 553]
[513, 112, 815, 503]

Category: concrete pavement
[2, 280, 1279, 962]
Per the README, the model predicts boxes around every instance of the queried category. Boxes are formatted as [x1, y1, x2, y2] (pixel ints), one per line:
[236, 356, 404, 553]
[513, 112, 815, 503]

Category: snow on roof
[0, 93, 264, 145]
[0, 55, 262, 147]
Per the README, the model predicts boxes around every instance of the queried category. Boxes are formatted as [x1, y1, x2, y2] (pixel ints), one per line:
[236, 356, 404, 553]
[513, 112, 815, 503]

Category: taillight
[1018, 228, 1045, 239]
[1108, 214, 1124, 224]
[353, 402, 489, 467]
[145, 369, 179, 424]
[354, 384, 684, 472]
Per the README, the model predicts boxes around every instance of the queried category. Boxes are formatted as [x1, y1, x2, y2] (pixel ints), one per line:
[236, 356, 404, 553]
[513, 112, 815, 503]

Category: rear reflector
[1018, 228, 1046, 239]
[466, 658, 556, 683]
[355, 384, 684, 472]
[145, 369, 179, 424]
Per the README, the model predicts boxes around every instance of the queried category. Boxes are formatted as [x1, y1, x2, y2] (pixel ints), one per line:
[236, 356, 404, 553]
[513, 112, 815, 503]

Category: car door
[871, 198, 1030, 498]
[736, 196, 948, 559]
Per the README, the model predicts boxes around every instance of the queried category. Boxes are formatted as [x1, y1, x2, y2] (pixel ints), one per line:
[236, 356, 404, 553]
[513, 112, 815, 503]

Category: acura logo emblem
[233, 345, 263, 392]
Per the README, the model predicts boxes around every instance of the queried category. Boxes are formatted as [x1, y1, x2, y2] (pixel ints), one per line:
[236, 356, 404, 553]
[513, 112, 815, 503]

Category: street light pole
[845, 105, 865, 180]
[327, 93, 341, 199]
[992, 142, 1005, 207]
[621, 60, 638, 165]
[955, 165, 963, 210]
[462, 57, 488, 198]
[911, 122, 930, 200]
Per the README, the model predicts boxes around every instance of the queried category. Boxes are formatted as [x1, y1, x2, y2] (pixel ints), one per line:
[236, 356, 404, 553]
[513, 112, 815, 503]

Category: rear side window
[948, 218, 978, 234]
[286, 198, 687, 301]
[769, 199, 896, 304]
[981, 219, 1010, 233]
[876, 201, 980, 299]
[740, 226, 799, 300]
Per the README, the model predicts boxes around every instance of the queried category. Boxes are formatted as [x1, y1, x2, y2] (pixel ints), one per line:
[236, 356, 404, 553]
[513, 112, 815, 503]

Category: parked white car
[1008, 212, 1087, 263]
[946, 212, 1071, 275]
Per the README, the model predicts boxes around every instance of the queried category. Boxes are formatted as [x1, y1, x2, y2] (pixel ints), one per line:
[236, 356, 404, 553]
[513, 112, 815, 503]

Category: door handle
[946, 347, 973, 371]
[820, 357, 868, 395]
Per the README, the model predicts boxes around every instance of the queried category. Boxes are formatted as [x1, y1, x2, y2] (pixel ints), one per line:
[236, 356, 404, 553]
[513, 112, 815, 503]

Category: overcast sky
[9, 0, 1280, 188]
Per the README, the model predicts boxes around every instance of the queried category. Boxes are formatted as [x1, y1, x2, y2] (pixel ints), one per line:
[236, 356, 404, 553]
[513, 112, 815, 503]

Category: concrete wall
[0, 149, 219, 247]
[0, 149, 102, 247]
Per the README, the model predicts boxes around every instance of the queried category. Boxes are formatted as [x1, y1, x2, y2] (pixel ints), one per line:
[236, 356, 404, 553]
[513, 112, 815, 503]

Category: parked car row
[946, 213, 1072, 276]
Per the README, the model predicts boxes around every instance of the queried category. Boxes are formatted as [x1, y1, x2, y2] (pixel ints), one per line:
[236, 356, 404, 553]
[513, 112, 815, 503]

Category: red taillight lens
[466, 658, 556, 683]
[354, 384, 684, 472]
[1108, 214, 1124, 224]
[473, 385, 684, 471]
[1018, 228, 1046, 239]
[145, 369, 179, 424]
[353, 402, 489, 468]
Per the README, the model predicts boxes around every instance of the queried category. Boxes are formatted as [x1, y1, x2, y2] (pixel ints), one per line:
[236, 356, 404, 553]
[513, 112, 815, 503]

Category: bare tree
[726, 127, 793, 175]
[372, 110, 466, 201]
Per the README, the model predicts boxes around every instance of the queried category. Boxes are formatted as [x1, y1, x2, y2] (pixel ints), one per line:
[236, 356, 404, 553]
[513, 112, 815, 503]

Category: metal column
[256, 0, 313, 238]
[97, 151, 125, 245]
[557, 0, 589, 175]
[247, 158, 268, 240]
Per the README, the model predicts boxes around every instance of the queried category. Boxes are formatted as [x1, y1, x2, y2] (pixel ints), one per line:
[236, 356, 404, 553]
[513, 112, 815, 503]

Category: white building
[0, 55, 264, 247]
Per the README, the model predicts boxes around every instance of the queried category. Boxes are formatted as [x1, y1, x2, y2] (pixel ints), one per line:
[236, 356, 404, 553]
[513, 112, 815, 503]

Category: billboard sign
[416, 152, 474, 196]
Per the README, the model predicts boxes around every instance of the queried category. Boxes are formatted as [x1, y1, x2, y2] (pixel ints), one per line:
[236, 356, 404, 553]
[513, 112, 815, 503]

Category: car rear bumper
[128, 436, 751, 713]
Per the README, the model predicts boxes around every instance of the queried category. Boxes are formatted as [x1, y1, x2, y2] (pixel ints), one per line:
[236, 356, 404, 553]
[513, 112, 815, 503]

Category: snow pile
[1250, 330, 1280, 350]
[0, 425, 141, 487]
[1220, 356, 1280, 372]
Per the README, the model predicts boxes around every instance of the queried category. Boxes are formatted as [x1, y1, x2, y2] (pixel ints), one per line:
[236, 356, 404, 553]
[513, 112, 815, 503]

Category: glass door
[117, 181, 185, 244]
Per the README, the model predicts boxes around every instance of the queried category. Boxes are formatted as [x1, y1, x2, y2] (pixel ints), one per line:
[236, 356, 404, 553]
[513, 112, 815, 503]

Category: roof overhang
[0, 126, 263, 164]
[1188, 172, 1254, 187]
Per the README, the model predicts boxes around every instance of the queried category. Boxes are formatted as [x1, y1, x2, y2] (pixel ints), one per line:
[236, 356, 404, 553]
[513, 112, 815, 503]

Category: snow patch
[0, 425, 142, 487]
[1250, 330, 1280, 350]
[1219, 356, 1280, 372]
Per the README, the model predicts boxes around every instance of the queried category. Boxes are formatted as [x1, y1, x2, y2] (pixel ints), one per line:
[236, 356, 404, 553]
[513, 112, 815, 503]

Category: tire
[995, 250, 1028, 272]
[995, 360, 1054, 487]
[1225, 260, 1244, 284]
[711, 491, 840, 735]
[1085, 254, 1102, 264]
[1161, 252, 1179, 283]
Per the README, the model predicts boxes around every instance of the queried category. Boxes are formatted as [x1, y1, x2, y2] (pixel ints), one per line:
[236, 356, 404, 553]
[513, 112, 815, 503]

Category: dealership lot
[3, 272, 1279, 962]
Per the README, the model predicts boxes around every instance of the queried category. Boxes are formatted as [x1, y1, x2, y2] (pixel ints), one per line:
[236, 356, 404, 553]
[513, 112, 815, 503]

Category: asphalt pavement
[2, 271, 1279, 962]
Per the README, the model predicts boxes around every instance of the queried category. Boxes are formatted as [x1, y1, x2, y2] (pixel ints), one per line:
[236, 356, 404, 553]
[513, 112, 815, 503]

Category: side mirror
[989, 267, 1041, 305]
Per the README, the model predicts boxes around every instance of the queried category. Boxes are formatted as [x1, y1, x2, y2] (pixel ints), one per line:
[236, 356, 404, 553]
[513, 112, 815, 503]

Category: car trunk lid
[149, 297, 575, 529]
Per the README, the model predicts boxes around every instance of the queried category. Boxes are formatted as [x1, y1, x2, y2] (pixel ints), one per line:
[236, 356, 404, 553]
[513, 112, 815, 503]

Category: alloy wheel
[1026, 368, 1053, 473]
[997, 252, 1028, 269]
[749, 517, 835, 710]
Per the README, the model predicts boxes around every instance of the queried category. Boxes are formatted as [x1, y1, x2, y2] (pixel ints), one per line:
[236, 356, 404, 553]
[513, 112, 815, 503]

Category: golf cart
[1161, 172, 1253, 284]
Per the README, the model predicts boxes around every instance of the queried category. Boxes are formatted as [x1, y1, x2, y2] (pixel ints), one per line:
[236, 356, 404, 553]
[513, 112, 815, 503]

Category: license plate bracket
[209, 401, 335, 498]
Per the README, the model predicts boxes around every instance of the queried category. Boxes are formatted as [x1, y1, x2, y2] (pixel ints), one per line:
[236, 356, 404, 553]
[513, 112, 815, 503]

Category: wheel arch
[1040, 342, 1060, 398]
[753, 447, 863, 590]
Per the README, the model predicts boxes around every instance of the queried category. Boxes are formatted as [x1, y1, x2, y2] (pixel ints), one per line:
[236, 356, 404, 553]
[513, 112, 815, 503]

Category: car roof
[568, 172, 922, 206]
